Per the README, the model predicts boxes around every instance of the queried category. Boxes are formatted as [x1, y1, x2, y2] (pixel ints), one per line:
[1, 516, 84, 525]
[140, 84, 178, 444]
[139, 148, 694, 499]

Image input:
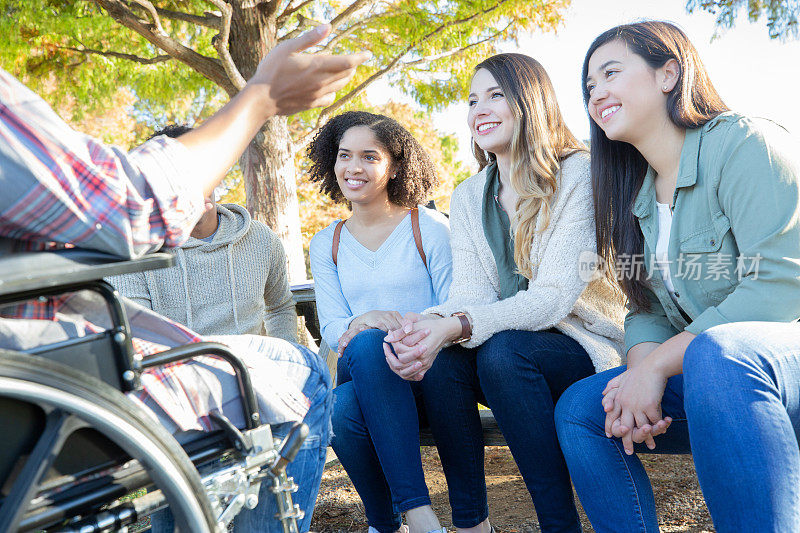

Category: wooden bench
[290, 283, 507, 447]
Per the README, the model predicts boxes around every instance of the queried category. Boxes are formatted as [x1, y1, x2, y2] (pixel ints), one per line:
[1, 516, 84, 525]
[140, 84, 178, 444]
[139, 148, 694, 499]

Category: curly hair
[306, 111, 438, 208]
[148, 123, 192, 140]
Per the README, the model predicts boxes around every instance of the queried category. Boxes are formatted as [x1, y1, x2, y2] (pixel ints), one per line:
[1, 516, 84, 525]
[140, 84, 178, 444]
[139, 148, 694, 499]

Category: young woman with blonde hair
[384, 53, 626, 533]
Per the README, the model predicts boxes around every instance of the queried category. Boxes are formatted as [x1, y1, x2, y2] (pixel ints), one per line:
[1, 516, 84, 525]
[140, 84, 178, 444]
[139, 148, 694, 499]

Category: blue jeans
[151, 341, 333, 533]
[420, 329, 595, 531]
[555, 322, 800, 533]
[331, 329, 431, 533]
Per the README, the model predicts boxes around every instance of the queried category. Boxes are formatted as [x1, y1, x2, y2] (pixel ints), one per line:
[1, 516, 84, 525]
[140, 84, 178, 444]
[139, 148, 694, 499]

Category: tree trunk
[229, 1, 307, 282]
[241, 122, 307, 282]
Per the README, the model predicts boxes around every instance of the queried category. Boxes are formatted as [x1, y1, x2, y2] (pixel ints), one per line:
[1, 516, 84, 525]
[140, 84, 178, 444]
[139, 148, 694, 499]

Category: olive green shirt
[481, 161, 528, 299]
[624, 112, 800, 354]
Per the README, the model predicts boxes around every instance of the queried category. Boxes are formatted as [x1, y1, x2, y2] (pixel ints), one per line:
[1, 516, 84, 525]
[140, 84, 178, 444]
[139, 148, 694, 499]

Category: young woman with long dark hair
[555, 20, 800, 532]
[384, 53, 627, 533]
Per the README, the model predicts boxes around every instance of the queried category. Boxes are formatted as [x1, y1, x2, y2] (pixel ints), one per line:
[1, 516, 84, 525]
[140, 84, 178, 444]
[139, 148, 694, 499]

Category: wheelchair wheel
[0, 350, 220, 532]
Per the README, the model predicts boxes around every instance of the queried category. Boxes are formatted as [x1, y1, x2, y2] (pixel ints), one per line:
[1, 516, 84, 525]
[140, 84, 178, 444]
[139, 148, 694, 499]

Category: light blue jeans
[555, 322, 800, 533]
[150, 338, 333, 533]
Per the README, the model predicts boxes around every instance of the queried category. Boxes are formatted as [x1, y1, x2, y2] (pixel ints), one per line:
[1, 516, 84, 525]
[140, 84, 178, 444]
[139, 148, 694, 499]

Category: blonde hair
[472, 54, 585, 279]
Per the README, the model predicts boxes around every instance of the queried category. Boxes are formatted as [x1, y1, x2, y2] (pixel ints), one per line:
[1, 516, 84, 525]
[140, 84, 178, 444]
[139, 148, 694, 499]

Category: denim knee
[555, 370, 620, 442]
[342, 329, 387, 370]
[683, 323, 763, 393]
[693, 318, 778, 358]
[423, 344, 462, 380]
[555, 379, 594, 439]
[330, 382, 360, 444]
[475, 330, 523, 380]
[683, 323, 766, 417]
[290, 344, 333, 449]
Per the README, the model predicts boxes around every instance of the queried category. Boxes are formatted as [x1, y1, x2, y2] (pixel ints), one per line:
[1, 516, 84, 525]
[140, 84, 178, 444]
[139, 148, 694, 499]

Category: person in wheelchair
[0, 25, 367, 532]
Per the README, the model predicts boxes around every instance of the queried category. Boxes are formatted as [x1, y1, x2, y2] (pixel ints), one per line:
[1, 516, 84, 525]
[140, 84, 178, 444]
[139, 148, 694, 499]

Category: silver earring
[663, 85, 668, 91]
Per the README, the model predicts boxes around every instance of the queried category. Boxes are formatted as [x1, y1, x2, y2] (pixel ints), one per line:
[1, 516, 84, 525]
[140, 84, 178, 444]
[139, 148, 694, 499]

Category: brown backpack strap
[332, 220, 345, 266]
[410, 207, 427, 270]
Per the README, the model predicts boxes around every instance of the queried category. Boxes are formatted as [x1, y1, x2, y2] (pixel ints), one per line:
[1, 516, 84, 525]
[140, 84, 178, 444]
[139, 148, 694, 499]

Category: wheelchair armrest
[0, 250, 174, 297]
[140, 342, 261, 430]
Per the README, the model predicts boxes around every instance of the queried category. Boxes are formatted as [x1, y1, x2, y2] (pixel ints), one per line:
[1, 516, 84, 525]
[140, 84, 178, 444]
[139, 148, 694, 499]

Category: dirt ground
[310, 447, 714, 532]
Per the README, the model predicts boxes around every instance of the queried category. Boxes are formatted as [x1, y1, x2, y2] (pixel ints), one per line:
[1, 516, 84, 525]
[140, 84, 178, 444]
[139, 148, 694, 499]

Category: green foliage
[1, 0, 566, 259]
[0, 0, 216, 120]
[687, 0, 799, 40]
[1, 0, 570, 132]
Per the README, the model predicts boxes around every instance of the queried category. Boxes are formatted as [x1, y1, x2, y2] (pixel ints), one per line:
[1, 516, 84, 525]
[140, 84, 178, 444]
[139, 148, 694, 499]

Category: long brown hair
[583, 21, 728, 310]
[473, 53, 585, 279]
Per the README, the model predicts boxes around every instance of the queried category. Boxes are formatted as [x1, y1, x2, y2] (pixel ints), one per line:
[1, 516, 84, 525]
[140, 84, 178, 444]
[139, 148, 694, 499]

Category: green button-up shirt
[624, 112, 800, 354]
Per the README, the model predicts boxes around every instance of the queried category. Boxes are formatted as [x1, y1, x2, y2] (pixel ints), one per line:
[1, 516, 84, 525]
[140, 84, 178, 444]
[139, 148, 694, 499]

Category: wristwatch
[450, 312, 473, 344]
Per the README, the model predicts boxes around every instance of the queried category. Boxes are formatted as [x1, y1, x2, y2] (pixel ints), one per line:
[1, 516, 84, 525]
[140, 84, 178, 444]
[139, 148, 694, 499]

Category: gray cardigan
[426, 152, 626, 372]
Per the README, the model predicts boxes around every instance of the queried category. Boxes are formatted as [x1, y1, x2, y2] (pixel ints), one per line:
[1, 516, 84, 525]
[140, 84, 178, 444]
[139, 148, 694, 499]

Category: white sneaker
[368, 526, 409, 533]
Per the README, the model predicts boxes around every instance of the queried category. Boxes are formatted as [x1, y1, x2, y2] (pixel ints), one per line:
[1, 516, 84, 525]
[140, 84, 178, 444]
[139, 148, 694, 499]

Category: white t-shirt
[654, 201, 683, 310]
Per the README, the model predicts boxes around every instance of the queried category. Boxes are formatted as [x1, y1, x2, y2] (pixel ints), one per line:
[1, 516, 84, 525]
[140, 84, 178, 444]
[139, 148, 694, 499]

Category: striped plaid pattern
[0, 69, 203, 256]
[0, 69, 279, 431]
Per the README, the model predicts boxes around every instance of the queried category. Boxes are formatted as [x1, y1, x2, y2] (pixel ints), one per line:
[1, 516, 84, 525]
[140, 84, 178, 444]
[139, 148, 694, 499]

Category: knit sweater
[426, 152, 626, 372]
[309, 206, 452, 352]
[108, 203, 297, 342]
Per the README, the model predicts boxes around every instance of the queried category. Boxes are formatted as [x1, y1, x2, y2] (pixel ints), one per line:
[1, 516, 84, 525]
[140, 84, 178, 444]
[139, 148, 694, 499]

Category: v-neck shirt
[309, 206, 453, 352]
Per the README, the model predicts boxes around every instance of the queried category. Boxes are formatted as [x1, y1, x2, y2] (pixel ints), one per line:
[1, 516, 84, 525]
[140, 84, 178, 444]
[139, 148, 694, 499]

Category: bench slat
[420, 410, 505, 447]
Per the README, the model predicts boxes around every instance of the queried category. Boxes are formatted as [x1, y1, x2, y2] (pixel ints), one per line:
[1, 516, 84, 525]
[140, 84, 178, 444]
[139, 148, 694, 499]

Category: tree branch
[127, 0, 165, 35]
[402, 23, 512, 67]
[279, 13, 327, 41]
[303, 1, 511, 139]
[329, 0, 371, 28]
[204, 0, 246, 90]
[154, 6, 221, 29]
[93, 0, 237, 95]
[276, 0, 314, 26]
[60, 45, 172, 64]
[320, 13, 382, 52]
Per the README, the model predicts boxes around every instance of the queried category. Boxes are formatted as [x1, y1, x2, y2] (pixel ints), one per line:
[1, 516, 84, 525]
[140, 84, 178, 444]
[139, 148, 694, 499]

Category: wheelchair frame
[0, 250, 307, 532]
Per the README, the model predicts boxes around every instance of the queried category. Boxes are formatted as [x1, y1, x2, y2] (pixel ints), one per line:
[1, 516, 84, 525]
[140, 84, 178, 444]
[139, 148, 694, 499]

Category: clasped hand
[602, 359, 672, 455]
[337, 310, 405, 356]
[381, 313, 456, 381]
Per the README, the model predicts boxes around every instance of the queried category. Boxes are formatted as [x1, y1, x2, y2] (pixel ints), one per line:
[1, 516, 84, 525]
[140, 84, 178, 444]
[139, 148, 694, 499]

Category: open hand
[249, 24, 370, 117]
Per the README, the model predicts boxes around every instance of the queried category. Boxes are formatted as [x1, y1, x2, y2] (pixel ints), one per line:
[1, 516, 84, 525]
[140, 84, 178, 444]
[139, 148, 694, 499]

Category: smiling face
[468, 68, 516, 157]
[585, 39, 672, 146]
[334, 125, 394, 207]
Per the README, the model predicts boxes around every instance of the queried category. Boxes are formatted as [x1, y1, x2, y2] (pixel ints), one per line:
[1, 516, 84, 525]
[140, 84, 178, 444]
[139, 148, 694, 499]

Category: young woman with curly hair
[554, 21, 800, 532]
[308, 110, 452, 533]
[384, 54, 627, 533]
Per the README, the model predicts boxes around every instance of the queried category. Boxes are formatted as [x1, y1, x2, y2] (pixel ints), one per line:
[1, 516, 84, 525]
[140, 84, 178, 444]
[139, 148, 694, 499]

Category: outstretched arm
[178, 24, 369, 197]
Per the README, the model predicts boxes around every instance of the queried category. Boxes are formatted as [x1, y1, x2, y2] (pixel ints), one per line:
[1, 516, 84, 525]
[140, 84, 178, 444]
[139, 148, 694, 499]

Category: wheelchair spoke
[0, 409, 83, 532]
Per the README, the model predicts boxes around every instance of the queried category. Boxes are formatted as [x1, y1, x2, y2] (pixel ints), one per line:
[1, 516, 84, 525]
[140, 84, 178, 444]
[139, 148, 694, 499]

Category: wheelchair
[0, 249, 308, 532]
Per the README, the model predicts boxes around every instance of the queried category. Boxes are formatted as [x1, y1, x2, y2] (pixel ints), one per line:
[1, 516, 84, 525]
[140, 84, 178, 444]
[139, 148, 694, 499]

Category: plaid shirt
[0, 69, 307, 431]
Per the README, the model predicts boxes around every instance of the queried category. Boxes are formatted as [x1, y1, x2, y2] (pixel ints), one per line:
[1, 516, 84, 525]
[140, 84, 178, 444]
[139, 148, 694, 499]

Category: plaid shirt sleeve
[0, 71, 311, 433]
[0, 68, 205, 258]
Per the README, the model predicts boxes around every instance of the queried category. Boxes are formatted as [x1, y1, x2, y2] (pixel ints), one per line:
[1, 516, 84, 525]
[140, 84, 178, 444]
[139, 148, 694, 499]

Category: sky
[366, 0, 800, 166]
